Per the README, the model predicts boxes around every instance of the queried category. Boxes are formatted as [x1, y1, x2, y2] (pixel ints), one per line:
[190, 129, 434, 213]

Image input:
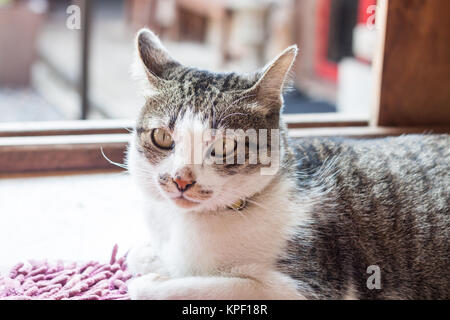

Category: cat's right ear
[244, 45, 298, 116]
[133, 28, 179, 90]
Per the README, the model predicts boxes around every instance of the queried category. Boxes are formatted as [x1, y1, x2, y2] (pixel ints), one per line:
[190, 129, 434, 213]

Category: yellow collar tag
[228, 199, 247, 211]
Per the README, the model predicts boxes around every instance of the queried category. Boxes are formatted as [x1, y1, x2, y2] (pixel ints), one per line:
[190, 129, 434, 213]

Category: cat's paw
[127, 273, 170, 300]
[126, 243, 165, 277]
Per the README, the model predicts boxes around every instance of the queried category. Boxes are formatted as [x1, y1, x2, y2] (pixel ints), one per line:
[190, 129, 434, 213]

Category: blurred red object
[314, 0, 338, 83]
[358, 0, 377, 25]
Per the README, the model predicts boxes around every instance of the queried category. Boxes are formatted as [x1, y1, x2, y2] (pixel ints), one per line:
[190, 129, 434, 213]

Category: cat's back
[283, 134, 449, 299]
[292, 134, 449, 205]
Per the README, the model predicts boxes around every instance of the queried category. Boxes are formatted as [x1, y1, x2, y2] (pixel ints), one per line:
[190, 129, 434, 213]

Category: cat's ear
[247, 45, 298, 115]
[133, 28, 179, 90]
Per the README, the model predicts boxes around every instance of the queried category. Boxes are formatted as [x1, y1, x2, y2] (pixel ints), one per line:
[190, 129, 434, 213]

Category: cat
[125, 29, 450, 300]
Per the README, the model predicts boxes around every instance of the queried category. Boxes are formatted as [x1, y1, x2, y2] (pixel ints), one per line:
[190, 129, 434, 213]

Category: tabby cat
[126, 29, 449, 299]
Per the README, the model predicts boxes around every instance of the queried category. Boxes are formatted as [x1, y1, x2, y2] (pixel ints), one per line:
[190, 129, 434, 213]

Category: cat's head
[127, 29, 297, 213]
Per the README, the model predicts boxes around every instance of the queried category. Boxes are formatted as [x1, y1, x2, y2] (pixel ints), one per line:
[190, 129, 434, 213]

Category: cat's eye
[151, 128, 174, 150]
[210, 138, 236, 159]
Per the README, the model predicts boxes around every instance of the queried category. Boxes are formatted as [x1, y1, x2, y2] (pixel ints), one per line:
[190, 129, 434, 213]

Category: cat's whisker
[217, 113, 248, 127]
[100, 146, 129, 170]
[243, 198, 269, 210]
[221, 93, 256, 114]
[210, 194, 248, 218]
[133, 167, 157, 175]
[215, 189, 269, 212]
[124, 126, 134, 133]
[217, 93, 257, 127]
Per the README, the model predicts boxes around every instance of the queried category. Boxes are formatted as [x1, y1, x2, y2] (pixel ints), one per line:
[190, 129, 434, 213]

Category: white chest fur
[141, 179, 305, 278]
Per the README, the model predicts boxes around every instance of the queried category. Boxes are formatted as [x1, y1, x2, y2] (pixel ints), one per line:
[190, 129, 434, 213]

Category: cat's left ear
[133, 28, 180, 91]
[247, 45, 298, 115]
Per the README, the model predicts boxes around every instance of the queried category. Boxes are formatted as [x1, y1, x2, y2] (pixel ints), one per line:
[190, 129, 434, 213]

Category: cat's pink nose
[173, 176, 195, 192]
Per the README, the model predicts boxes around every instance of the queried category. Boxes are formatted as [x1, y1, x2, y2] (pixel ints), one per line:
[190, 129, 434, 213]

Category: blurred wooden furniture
[128, 0, 274, 66]
[126, 0, 161, 33]
[372, 0, 450, 126]
[177, 0, 274, 66]
[0, 2, 45, 86]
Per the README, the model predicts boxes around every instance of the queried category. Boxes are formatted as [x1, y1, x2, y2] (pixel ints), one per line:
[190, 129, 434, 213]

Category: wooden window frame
[1, 117, 448, 175]
[0, 0, 449, 175]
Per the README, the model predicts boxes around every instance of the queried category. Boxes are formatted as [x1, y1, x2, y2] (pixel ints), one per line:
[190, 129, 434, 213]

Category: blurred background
[0, 0, 377, 122]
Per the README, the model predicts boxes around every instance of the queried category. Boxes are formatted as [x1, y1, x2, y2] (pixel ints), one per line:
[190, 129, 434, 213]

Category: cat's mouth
[172, 195, 201, 208]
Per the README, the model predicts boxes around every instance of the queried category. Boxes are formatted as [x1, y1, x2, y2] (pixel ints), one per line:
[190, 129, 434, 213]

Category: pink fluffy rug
[0, 245, 131, 300]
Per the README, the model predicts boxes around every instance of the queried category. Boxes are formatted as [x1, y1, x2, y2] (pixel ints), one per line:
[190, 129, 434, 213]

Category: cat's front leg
[127, 270, 303, 300]
[126, 243, 167, 277]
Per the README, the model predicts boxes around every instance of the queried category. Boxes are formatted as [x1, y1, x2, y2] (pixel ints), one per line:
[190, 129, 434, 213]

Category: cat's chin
[172, 196, 201, 209]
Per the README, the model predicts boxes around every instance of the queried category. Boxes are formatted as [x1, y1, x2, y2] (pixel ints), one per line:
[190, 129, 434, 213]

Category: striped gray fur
[279, 135, 450, 299]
